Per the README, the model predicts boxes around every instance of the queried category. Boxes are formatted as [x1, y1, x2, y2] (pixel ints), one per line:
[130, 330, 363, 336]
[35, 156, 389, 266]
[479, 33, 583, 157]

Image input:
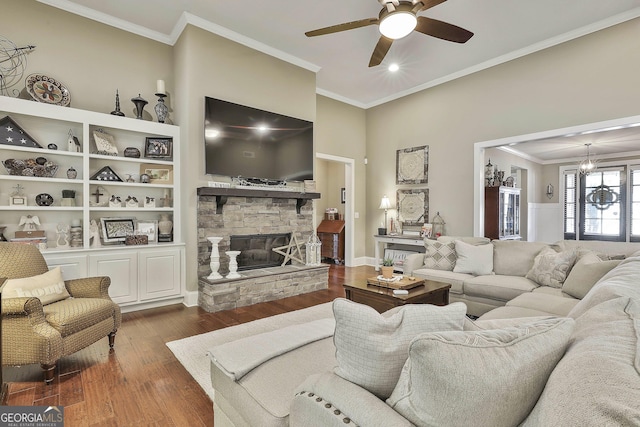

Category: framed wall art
[396, 145, 429, 184]
[397, 188, 429, 226]
[144, 137, 173, 160]
[100, 217, 135, 243]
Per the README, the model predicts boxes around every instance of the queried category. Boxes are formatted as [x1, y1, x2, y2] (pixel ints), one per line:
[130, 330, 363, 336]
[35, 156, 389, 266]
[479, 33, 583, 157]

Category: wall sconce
[546, 184, 554, 199]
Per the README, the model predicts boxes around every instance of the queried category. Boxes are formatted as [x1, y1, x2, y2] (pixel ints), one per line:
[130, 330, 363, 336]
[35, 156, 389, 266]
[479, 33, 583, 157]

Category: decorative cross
[92, 186, 104, 203]
[11, 183, 24, 196]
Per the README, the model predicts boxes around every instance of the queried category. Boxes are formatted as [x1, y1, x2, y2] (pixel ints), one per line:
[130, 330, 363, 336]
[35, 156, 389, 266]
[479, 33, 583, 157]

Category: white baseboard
[183, 290, 199, 307]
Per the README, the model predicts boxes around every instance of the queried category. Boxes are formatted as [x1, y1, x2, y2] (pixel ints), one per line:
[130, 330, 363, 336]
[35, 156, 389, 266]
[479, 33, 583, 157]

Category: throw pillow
[452, 240, 493, 276]
[562, 251, 621, 299]
[423, 240, 456, 271]
[525, 247, 577, 288]
[2, 267, 70, 305]
[332, 298, 467, 400]
[387, 317, 575, 427]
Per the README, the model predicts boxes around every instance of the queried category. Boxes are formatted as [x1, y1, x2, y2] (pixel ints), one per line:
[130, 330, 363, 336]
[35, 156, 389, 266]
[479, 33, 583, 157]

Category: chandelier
[578, 143, 597, 175]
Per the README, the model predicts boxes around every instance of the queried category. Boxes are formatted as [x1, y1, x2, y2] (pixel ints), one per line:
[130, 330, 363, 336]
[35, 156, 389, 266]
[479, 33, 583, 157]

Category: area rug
[166, 302, 334, 401]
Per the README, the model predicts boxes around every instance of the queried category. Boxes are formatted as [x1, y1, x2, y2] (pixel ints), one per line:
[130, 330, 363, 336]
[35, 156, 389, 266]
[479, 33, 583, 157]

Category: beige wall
[365, 18, 640, 252]
[314, 96, 367, 259]
[173, 25, 317, 291]
[4, 0, 173, 114]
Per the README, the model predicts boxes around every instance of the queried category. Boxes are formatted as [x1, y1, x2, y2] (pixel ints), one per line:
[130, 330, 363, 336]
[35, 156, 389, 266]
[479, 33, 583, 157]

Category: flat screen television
[204, 97, 314, 182]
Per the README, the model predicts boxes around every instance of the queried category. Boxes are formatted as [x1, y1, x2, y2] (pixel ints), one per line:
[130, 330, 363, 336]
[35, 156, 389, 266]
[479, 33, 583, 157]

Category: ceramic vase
[207, 236, 223, 280]
[158, 214, 173, 235]
[226, 250, 241, 279]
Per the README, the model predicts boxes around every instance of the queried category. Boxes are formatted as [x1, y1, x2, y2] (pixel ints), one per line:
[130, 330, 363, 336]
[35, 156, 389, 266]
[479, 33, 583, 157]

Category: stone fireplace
[196, 187, 327, 312]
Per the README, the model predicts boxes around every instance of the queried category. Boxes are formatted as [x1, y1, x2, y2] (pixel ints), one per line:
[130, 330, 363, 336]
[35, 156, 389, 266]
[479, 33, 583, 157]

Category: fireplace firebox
[230, 233, 291, 271]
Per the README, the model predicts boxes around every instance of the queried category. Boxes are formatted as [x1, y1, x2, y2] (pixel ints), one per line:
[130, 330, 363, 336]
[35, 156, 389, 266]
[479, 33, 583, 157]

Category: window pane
[565, 218, 575, 233]
[601, 220, 620, 235]
[632, 218, 640, 236]
[585, 173, 601, 187]
[566, 188, 575, 201]
[584, 219, 601, 234]
[602, 172, 620, 186]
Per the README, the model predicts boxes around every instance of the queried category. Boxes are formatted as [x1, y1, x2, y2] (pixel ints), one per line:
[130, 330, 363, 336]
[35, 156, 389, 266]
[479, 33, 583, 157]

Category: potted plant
[381, 258, 395, 279]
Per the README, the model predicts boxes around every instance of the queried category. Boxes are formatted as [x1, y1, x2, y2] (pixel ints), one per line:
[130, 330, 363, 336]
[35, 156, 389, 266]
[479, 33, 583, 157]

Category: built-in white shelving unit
[0, 96, 184, 312]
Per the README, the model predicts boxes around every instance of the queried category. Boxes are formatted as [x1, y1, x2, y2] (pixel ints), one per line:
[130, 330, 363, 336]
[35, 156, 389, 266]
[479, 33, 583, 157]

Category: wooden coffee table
[343, 276, 450, 313]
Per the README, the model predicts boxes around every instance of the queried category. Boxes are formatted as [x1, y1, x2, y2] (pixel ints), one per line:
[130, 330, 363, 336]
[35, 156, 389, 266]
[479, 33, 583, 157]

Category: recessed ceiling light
[388, 63, 400, 72]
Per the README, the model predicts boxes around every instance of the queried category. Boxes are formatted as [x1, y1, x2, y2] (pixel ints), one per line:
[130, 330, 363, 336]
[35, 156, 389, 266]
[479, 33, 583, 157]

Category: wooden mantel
[197, 187, 321, 214]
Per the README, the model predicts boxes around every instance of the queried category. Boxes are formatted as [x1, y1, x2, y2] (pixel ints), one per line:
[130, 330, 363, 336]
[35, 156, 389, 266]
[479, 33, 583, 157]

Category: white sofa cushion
[332, 298, 467, 400]
[492, 240, 549, 276]
[2, 266, 70, 305]
[525, 247, 577, 288]
[522, 297, 640, 426]
[505, 292, 579, 316]
[464, 275, 538, 301]
[453, 240, 493, 276]
[411, 269, 470, 294]
[423, 240, 456, 270]
[387, 317, 575, 427]
[562, 251, 621, 299]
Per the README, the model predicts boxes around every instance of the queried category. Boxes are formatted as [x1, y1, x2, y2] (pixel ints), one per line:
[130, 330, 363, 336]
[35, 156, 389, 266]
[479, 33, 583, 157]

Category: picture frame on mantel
[396, 145, 429, 184]
[397, 188, 429, 226]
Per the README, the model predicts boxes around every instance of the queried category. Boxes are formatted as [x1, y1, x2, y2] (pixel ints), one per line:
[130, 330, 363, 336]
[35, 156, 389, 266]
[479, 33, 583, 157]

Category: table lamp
[379, 195, 391, 235]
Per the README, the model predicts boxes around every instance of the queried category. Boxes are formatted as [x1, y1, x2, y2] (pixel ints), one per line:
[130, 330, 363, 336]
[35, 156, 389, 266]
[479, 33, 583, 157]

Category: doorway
[316, 153, 355, 267]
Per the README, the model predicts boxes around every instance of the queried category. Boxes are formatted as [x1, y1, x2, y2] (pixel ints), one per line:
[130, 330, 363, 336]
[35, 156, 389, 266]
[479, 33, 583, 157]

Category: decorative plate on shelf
[35, 193, 53, 206]
[25, 74, 71, 107]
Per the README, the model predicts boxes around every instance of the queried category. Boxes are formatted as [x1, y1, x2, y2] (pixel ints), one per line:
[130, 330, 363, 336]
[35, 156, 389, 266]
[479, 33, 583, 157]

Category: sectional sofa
[207, 238, 640, 426]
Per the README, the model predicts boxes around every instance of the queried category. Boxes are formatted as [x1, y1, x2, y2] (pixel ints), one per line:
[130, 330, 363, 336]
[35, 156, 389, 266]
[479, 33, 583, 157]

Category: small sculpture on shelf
[110, 89, 125, 116]
[19, 215, 40, 231]
[67, 129, 81, 152]
[131, 94, 148, 120]
[56, 223, 69, 248]
[109, 195, 122, 208]
[125, 195, 138, 208]
[89, 220, 101, 248]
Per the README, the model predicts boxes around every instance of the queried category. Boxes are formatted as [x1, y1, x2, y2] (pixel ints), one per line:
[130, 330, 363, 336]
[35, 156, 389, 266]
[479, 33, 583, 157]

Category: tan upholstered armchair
[0, 242, 121, 383]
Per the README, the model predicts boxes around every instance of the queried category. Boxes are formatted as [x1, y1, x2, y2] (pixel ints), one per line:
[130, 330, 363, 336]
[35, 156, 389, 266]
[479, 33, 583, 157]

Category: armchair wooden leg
[108, 331, 117, 349]
[41, 363, 55, 384]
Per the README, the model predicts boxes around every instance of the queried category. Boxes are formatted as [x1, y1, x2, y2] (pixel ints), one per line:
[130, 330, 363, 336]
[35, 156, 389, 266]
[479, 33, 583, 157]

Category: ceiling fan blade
[415, 16, 473, 43]
[418, 0, 447, 12]
[305, 18, 379, 37]
[369, 36, 393, 67]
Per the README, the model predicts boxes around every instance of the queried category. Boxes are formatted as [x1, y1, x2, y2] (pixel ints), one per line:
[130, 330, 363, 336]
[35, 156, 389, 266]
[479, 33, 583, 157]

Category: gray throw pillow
[387, 317, 575, 427]
[332, 298, 467, 400]
[423, 240, 456, 271]
[525, 247, 577, 288]
[562, 251, 621, 299]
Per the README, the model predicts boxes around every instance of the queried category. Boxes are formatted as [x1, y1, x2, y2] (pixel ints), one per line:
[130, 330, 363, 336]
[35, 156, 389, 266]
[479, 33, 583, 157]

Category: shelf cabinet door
[44, 254, 88, 280]
[138, 248, 182, 301]
[89, 252, 138, 304]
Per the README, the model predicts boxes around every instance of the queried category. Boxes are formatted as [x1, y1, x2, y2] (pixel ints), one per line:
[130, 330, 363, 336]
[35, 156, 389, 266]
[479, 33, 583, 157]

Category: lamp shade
[379, 196, 392, 210]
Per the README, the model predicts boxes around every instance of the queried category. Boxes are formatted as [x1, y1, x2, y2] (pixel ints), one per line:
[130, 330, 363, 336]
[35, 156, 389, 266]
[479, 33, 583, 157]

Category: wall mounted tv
[204, 97, 314, 182]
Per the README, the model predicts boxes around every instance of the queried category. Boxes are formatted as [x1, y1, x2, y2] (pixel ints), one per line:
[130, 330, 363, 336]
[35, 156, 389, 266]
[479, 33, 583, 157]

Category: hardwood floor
[3, 264, 375, 426]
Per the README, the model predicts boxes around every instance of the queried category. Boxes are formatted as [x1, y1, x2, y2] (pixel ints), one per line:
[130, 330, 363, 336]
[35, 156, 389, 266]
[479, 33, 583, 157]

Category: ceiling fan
[305, 0, 473, 67]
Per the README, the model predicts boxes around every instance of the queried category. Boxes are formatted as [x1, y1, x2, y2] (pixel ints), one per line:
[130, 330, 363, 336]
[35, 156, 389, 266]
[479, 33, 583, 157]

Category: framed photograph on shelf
[136, 220, 158, 243]
[396, 145, 429, 184]
[140, 164, 173, 184]
[144, 137, 173, 160]
[9, 195, 27, 206]
[100, 217, 135, 243]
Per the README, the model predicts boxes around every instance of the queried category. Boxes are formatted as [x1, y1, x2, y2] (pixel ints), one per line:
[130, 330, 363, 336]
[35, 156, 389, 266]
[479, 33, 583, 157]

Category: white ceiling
[38, 0, 640, 162]
[39, 0, 640, 109]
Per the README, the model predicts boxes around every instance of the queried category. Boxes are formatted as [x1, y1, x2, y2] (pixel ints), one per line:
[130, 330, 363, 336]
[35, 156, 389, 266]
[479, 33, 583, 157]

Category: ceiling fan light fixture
[388, 63, 400, 72]
[379, 12, 417, 39]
